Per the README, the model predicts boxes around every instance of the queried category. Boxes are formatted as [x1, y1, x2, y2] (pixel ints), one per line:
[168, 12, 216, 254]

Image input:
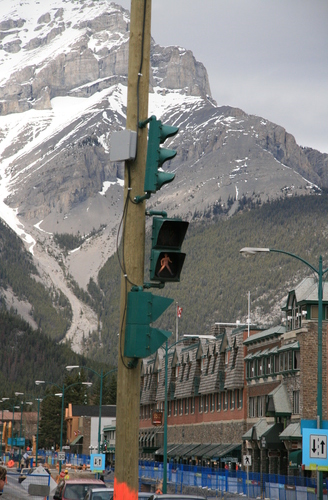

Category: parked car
[53, 479, 107, 500]
[84, 486, 114, 500]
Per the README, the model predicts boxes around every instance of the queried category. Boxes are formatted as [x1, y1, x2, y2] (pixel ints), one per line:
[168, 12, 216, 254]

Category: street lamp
[11, 397, 22, 446]
[35, 380, 92, 472]
[18, 400, 32, 467]
[35, 398, 42, 467]
[66, 365, 117, 454]
[162, 335, 216, 493]
[240, 246, 328, 500]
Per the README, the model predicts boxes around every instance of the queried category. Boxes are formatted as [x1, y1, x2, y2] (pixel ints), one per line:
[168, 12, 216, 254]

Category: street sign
[243, 455, 252, 466]
[310, 433, 327, 459]
[302, 428, 328, 467]
[58, 451, 65, 461]
[90, 453, 105, 472]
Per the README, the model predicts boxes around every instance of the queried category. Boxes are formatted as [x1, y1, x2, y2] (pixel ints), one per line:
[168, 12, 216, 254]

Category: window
[168, 402, 171, 417]
[257, 396, 265, 417]
[199, 396, 203, 413]
[179, 399, 183, 416]
[230, 390, 235, 410]
[185, 398, 189, 415]
[266, 355, 274, 375]
[211, 393, 215, 412]
[205, 356, 211, 376]
[293, 391, 300, 414]
[311, 305, 318, 319]
[212, 354, 217, 374]
[191, 397, 195, 414]
[204, 395, 208, 413]
[258, 358, 263, 377]
[217, 393, 221, 412]
[174, 400, 177, 416]
[237, 389, 243, 409]
[223, 392, 228, 411]
[273, 354, 278, 373]
[294, 350, 300, 370]
[249, 397, 255, 418]
[180, 363, 186, 381]
[231, 346, 238, 369]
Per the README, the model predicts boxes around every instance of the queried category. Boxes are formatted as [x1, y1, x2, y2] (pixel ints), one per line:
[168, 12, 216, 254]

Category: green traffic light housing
[144, 116, 179, 194]
[150, 217, 189, 283]
[124, 289, 174, 359]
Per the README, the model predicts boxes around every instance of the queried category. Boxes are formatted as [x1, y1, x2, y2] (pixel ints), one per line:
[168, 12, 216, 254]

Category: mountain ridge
[0, 0, 327, 356]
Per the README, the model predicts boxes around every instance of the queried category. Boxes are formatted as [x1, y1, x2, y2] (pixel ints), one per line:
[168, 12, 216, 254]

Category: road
[3, 472, 53, 499]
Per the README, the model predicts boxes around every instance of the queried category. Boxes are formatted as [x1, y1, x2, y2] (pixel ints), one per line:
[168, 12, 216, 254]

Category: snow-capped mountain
[0, 0, 326, 352]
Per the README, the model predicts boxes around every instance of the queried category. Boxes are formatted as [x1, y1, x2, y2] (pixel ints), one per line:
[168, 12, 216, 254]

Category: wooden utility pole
[114, 1, 151, 499]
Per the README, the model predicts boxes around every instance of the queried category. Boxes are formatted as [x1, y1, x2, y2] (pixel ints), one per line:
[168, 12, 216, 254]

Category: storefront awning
[179, 443, 201, 459]
[70, 434, 83, 446]
[267, 384, 292, 417]
[289, 450, 302, 469]
[209, 444, 241, 461]
[261, 423, 284, 450]
[279, 422, 301, 441]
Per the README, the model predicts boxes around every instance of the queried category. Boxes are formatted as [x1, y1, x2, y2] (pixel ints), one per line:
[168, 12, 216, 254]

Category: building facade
[139, 277, 328, 475]
[139, 323, 259, 467]
[65, 404, 116, 460]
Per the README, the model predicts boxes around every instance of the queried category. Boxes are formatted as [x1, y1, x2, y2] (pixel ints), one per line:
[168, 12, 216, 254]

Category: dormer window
[311, 305, 318, 319]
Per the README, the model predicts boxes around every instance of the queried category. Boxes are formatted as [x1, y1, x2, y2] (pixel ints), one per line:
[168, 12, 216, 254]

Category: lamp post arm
[269, 248, 319, 275]
[104, 368, 118, 379]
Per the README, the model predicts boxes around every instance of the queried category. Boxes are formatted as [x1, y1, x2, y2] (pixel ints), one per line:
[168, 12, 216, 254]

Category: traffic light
[150, 217, 189, 283]
[124, 289, 174, 359]
[144, 115, 179, 193]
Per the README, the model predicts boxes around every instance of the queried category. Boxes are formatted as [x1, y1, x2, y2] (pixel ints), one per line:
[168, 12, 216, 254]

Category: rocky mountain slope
[0, 0, 327, 354]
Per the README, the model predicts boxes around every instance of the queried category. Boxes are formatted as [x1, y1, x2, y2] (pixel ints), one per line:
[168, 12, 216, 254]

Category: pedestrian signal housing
[144, 116, 179, 193]
[124, 289, 173, 358]
[150, 217, 189, 283]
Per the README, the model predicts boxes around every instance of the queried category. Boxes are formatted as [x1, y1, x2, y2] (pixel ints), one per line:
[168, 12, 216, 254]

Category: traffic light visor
[160, 124, 179, 143]
[153, 219, 189, 249]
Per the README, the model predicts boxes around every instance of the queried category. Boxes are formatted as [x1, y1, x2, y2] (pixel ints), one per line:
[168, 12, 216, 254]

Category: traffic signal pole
[114, 1, 151, 500]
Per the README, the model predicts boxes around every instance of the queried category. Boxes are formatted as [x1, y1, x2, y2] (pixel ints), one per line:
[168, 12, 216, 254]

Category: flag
[177, 306, 183, 318]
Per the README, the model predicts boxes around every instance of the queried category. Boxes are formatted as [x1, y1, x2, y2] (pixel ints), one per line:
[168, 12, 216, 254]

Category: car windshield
[64, 484, 106, 500]
[91, 491, 113, 500]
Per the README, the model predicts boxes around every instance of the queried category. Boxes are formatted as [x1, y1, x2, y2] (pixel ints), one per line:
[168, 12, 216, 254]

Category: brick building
[139, 277, 328, 475]
[139, 323, 260, 467]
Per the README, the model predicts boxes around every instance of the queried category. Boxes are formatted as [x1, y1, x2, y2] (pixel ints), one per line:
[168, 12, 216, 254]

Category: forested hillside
[86, 193, 328, 364]
[1, 193, 328, 372]
[0, 219, 72, 341]
[0, 309, 116, 398]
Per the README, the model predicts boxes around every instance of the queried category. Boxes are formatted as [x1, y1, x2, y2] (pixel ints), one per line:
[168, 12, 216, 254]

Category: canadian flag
[177, 306, 183, 318]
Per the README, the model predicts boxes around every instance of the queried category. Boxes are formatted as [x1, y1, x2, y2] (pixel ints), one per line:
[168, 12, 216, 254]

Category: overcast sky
[118, 0, 328, 154]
